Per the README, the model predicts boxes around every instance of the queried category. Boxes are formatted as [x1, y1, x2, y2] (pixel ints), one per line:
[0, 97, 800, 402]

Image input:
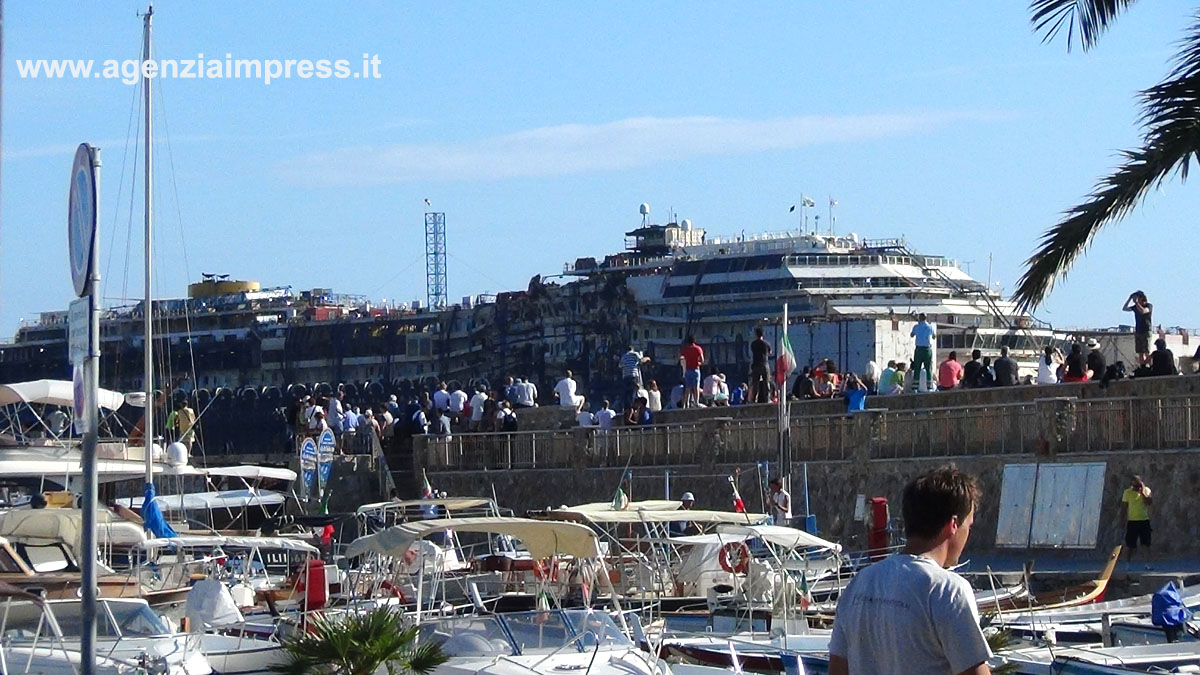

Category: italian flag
[776, 327, 797, 387]
[421, 469, 433, 499]
[727, 475, 746, 514]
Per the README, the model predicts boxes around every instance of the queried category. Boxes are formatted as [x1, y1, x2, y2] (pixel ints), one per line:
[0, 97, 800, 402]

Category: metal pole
[80, 146, 101, 675]
[779, 303, 791, 494]
[142, 5, 154, 485]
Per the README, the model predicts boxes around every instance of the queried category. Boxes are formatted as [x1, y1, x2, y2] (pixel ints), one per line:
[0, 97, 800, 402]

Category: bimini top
[355, 497, 495, 516]
[346, 516, 600, 560]
[554, 507, 767, 525]
[567, 499, 681, 513]
[0, 380, 125, 410]
[675, 524, 843, 552]
[115, 489, 287, 512]
[138, 535, 318, 553]
[205, 466, 297, 482]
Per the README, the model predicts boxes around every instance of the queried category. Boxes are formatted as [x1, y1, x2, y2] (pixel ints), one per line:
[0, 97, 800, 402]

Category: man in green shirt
[1122, 475, 1153, 563]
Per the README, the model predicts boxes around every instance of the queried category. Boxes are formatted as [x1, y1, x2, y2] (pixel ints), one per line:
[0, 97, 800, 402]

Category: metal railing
[423, 392, 1200, 470]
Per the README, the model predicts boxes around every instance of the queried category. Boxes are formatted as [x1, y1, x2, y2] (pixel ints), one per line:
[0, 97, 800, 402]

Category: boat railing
[420, 391, 1200, 470]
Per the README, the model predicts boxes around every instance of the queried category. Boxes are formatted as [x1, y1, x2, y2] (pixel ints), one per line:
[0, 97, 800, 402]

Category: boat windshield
[501, 611, 576, 653]
[418, 610, 632, 657]
[564, 609, 632, 650]
[0, 599, 169, 639]
[417, 615, 513, 657]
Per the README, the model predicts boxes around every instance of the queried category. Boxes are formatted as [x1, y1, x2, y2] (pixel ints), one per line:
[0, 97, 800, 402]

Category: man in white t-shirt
[432, 382, 451, 412]
[594, 400, 616, 430]
[448, 386, 468, 414]
[554, 370, 585, 413]
[513, 378, 537, 408]
[829, 467, 991, 675]
[521, 379, 538, 406]
[576, 409, 595, 427]
[469, 388, 489, 431]
[769, 477, 791, 524]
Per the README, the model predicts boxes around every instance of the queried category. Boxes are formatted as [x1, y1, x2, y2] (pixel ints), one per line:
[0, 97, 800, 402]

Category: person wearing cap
[1086, 338, 1106, 382]
[1150, 338, 1179, 377]
[670, 492, 697, 535]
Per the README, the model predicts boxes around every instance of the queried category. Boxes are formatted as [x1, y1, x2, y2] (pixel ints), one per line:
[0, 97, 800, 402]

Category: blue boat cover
[141, 482, 178, 539]
[1152, 581, 1193, 627]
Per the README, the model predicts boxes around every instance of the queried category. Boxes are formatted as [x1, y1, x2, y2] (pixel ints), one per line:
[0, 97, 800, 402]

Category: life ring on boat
[718, 542, 751, 574]
[533, 558, 560, 582]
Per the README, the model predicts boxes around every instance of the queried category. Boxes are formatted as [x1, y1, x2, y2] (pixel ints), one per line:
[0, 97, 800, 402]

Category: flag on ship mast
[829, 197, 838, 207]
[727, 475, 746, 513]
[802, 196, 815, 208]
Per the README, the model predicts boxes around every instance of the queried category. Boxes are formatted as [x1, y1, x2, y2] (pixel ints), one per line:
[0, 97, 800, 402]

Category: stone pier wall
[428, 449, 1200, 561]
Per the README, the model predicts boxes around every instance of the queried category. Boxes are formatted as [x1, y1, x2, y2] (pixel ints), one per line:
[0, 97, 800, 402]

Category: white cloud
[278, 112, 994, 187]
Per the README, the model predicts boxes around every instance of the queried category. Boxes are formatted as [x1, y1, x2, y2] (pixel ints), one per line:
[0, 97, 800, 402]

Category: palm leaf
[1030, 0, 1138, 51]
[273, 608, 448, 675]
[1013, 13, 1200, 308]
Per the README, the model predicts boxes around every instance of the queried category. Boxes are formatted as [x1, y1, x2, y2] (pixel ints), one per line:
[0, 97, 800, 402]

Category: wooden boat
[983, 546, 1121, 617]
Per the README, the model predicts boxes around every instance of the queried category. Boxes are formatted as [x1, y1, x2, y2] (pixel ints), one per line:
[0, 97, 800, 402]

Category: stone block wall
[428, 450, 1200, 561]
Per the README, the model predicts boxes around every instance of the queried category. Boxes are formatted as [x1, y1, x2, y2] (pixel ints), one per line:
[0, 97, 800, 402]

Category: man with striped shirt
[620, 345, 651, 407]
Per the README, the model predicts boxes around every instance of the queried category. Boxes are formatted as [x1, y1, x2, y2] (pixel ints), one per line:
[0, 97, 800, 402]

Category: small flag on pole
[611, 486, 629, 510]
[800, 570, 813, 609]
[777, 326, 797, 386]
[727, 475, 746, 513]
[421, 469, 433, 498]
[802, 196, 815, 208]
[829, 197, 838, 207]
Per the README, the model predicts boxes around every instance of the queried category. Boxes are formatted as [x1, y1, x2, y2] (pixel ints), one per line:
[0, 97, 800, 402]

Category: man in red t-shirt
[679, 336, 705, 408]
[937, 351, 964, 391]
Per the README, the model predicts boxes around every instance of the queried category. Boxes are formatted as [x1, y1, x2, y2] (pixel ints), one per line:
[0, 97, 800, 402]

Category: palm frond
[1030, 0, 1138, 51]
[272, 609, 446, 675]
[1013, 13, 1200, 308]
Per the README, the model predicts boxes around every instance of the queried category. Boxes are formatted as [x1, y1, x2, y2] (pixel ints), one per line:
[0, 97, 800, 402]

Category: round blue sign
[68, 144, 97, 297]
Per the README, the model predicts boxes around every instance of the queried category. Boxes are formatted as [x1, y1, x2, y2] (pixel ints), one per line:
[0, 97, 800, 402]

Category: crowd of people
[287, 377, 536, 453]
[283, 294, 1192, 443]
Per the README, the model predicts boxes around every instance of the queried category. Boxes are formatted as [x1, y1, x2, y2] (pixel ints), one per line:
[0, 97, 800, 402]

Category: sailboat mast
[142, 5, 153, 483]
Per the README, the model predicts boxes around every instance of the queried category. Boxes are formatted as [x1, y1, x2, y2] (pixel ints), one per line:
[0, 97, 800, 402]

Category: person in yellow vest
[1122, 475, 1153, 564]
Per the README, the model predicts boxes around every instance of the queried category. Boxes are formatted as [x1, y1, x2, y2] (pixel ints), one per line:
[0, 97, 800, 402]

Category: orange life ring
[718, 542, 751, 574]
[532, 557, 560, 582]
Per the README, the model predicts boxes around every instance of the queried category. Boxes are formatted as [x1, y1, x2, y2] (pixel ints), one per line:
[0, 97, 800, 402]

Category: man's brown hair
[901, 466, 981, 539]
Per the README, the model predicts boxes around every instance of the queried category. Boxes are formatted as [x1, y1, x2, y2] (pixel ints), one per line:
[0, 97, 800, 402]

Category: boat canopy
[0, 508, 146, 554]
[138, 535, 318, 553]
[0, 380, 125, 410]
[115, 489, 287, 512]
[670, 524, 842, 552]
[355, 497, 494, 515]
[346, 516, 601, 560]
[567, 499, 681, 513]
[205, 466, 297, 482]
[557, 507, 767, 525]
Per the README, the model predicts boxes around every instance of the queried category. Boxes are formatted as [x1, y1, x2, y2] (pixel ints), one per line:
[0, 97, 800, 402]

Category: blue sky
[2, 1, 1197, 339]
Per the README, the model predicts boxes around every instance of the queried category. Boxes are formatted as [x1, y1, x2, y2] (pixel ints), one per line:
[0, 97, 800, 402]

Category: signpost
[68, 143, 100, 675]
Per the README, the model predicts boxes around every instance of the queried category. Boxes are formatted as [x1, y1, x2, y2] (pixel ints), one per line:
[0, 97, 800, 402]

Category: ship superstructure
[1, 214, 1055, 396]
